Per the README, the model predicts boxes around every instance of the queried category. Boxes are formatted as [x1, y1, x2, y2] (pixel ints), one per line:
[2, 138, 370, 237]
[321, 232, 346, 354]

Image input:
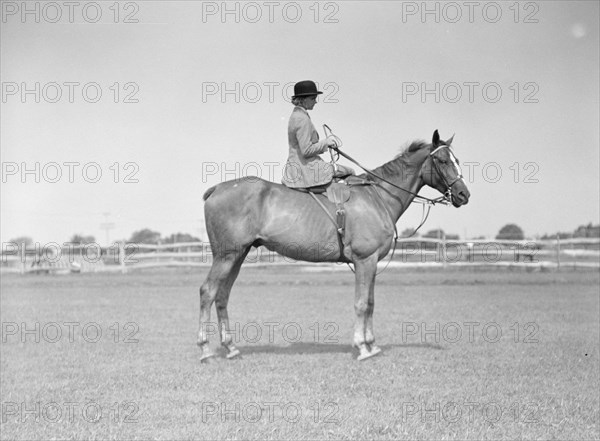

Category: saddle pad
[344, 175, 372, 186]
[290, 185, 327, 194]
[326, 182, 350, 204]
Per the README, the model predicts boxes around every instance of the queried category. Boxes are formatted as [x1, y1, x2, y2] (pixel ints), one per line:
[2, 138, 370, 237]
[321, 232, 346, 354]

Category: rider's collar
[294, 106, 310, 116]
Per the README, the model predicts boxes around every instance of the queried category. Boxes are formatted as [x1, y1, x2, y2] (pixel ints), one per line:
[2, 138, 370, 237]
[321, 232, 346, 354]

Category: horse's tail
[203, 185, 217, 201]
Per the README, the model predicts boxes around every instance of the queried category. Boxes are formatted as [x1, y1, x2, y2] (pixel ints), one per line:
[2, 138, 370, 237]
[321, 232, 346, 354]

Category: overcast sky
[1, 1, 598, 244]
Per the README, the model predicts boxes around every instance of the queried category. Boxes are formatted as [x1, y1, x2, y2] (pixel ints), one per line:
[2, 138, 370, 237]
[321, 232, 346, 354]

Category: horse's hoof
[226, 347, 241, 359]
[200, 354, 217, 364]
[199, 342, 216, 364]
[357, 346, 382, 361]
[370, 345, 382, 356]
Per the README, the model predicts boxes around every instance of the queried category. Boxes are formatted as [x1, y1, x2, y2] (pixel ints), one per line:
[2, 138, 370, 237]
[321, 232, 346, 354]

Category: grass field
[1, 266, 599, 440]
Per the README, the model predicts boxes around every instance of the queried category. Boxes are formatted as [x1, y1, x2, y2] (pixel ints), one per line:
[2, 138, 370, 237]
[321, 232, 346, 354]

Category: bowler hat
[292, 80, 323, 98]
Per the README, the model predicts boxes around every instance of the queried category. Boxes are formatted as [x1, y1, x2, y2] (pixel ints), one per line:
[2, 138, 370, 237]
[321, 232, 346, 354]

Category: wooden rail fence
[2, 238, 598, 274]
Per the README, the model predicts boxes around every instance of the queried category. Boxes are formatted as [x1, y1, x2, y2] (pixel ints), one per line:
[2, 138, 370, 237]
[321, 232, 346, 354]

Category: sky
[1, 0, 599, 245]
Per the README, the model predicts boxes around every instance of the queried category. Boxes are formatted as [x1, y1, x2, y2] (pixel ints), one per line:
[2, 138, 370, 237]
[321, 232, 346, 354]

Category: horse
[198, 130, 470, 361]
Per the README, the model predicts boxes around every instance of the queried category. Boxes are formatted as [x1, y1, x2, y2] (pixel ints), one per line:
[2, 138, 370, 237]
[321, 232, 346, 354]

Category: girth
[292, 178, 373, 261]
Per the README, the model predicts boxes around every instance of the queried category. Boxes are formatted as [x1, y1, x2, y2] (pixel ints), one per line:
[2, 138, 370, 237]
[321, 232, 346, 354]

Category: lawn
[1, 266, 598, 440]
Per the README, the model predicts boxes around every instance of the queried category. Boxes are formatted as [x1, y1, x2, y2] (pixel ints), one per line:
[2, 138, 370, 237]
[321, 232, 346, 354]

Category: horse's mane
[395, 140, 430, 160]
[368, 140, 431, 181]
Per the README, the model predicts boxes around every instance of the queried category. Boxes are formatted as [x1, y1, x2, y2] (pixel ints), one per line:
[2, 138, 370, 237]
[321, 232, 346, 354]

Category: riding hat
[292, 80, 323, 98]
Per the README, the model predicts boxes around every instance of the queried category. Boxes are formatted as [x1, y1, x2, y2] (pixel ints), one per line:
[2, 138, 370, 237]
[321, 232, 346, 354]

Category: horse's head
[421, 130, 470, 207]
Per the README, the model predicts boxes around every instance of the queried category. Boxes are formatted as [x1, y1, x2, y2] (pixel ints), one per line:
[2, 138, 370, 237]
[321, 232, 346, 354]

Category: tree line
[8, 223, 599, 247]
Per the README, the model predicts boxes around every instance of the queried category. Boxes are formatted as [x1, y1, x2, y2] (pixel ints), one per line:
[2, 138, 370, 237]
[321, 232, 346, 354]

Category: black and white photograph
[1, 1, 599, 439]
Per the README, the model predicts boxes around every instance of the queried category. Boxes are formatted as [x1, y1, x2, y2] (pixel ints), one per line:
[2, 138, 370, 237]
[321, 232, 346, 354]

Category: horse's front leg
[353, 253, 381, 360]
[364, 266, 381, 357]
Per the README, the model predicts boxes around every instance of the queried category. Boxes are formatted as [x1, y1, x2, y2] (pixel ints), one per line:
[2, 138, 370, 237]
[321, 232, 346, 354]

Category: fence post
[556, 234, 560, 271]
[441, 232, 447, 269]
[19, 243, 27, 275]
[119, 242, 127, 274]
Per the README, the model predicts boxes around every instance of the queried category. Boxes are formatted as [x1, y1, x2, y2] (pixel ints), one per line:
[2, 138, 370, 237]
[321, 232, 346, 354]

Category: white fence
[2, 237, 598, 274]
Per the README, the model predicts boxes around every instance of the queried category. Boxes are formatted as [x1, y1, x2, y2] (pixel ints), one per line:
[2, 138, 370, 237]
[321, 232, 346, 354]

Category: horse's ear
[432, 130, 440, 146]
[446, 133, 455, 145]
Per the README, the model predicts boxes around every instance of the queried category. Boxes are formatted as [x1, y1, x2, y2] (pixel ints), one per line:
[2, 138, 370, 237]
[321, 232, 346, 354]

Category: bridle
[324, 124, 461, 206]
[428, 144, 465, 202]
[321, 125, 466, 274]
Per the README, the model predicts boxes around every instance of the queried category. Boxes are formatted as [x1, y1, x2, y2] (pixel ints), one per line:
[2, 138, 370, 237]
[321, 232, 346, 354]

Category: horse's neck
[372, 151, 427, 221]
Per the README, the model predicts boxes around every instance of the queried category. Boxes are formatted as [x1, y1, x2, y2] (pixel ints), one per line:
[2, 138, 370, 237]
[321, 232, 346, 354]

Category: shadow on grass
[237, 341, 446, 356]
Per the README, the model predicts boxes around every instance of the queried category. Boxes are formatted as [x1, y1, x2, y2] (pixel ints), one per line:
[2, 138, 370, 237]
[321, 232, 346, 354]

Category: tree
[541, 231, 570, 240]
[496, 224, 524, 240]
[70, 234, 96, 244]
[423, 229, 445, 239]
[573, 223, 600, 238]
[129, 228, 161, 244]
[6, 236, 33, 254]
[9, 236, 33, 247]
[163, 232, 200, 243]
[399, 228, 418, 238]
[421, 229, 459, 241]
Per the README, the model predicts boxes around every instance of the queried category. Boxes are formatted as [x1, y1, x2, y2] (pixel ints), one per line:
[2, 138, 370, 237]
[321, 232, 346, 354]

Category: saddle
[293, 176, 372, 239]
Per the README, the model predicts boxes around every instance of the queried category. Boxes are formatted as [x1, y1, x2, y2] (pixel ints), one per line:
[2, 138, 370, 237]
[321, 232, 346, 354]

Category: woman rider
[282, 80, 354, 189]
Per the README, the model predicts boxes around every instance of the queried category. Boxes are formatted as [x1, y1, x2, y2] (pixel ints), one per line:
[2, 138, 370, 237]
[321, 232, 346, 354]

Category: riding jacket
[282, 106, 334, 188]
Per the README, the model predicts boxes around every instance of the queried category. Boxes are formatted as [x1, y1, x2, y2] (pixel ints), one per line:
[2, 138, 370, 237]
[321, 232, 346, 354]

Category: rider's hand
[325, 136, 338, 149]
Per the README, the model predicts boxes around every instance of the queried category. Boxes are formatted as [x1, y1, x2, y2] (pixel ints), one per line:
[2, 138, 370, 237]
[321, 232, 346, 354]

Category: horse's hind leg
[198, 262, 222, 362]
[215, 247, 250, 359]
[197, 247, 250, 362]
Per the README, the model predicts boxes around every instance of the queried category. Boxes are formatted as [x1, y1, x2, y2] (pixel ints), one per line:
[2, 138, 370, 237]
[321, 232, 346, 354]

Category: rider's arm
[294, 114, 328, 158]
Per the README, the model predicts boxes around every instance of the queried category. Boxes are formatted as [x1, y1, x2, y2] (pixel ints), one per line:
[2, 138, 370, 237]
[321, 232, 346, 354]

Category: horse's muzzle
[451, 183, 470, 207]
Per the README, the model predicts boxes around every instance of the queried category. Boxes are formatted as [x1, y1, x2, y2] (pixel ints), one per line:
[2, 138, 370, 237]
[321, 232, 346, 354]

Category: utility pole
[100, 212, 115, 246]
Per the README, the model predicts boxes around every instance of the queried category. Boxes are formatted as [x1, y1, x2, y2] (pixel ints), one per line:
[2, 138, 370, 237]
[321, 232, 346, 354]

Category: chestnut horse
[198, 130, 470, 361]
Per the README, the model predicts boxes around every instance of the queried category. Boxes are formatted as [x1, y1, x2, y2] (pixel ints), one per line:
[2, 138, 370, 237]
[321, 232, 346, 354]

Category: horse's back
[203, 178, 285, 223]
[203, 177, 279, 202]
[204, 177, 376, 216]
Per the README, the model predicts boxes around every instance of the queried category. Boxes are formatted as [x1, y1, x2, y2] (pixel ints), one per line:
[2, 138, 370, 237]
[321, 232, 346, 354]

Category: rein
[323, 125, 450, 206]
[322, 125, 457, 274]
